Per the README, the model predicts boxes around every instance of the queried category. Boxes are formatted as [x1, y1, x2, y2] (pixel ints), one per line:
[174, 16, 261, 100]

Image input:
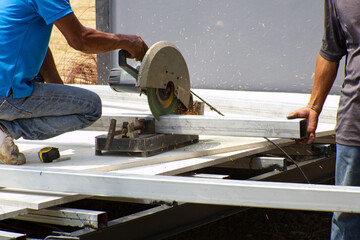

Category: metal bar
[104, 119, 116, 150]
[155, 115, 306, 139]
[191, 173, 230, 179]
[13, 207, 107, 229]
[0, 163, 353, 213]
[251, 156, 335, 183]
[0, 230, 26, 240]
[88, 114, 307, 138]
[95, 0, 110, 85]
[217, 156, 286, 170]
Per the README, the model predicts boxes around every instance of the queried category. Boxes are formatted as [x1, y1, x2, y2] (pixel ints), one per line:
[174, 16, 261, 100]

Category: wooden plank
[0, 205, 28, 221]
[0, 188, 88, 210]
[89, 137, 291, 172]
[0, 230, 26, 239]
[112, 146, 271, 176]
[17, 133, 273, 172]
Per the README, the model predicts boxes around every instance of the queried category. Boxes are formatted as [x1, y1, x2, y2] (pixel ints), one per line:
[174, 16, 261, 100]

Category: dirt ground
[49, 0, 97, 85]
[166, 208, 332, 240]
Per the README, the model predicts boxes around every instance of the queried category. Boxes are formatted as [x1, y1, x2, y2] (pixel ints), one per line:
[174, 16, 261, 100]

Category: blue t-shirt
[0, 0, 73, 98]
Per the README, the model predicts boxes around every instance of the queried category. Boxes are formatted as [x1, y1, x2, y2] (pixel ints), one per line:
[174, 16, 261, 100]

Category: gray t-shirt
[320, 0, 360, 146]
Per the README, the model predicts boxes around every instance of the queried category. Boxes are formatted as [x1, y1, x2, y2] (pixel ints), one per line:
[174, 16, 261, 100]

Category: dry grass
[49, 1, 97, 85]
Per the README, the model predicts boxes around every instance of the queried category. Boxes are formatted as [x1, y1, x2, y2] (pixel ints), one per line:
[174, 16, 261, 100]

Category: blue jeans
[0, 83, 102, 140]
[331, 143, 360, 240]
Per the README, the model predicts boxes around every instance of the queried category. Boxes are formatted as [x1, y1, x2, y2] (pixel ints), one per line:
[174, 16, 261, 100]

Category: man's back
[0, 0, 72, 98]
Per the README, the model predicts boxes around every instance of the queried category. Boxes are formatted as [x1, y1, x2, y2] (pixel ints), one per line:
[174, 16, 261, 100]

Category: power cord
[264, 137, 310, 184]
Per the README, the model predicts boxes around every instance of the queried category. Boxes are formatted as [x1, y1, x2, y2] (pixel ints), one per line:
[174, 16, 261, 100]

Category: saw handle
[119, 50, 139, 79]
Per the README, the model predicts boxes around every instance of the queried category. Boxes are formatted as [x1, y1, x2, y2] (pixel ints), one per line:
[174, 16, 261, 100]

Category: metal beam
[251, 156, 335, 183]
[13, 207, 107, 229]
[155, 115, 306, 139]
[92, 114, 307, 138]
[216, 156, 287, 170]
[0, 164, 355, 213]
[95, 0, 111, 85]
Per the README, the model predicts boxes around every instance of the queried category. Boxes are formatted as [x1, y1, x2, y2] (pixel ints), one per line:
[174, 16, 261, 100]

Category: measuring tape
[38, 147, 60, 163]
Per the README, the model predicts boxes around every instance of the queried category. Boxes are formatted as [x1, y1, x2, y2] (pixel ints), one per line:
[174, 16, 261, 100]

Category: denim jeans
[331, 143, 360, 240]
[0, 82, 102, 140]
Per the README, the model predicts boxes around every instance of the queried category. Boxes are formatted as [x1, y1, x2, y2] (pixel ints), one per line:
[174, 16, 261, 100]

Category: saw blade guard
[138, 41, 191, 108]
[109, 41, 192, 119]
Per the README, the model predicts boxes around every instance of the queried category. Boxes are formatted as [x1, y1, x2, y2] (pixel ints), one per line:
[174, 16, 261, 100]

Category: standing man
[0, 1, 148, 165]
[288, 0, 360, 239]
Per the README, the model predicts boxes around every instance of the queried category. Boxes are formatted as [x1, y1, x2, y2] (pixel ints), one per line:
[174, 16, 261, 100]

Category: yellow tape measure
[38, 147, 60, 163]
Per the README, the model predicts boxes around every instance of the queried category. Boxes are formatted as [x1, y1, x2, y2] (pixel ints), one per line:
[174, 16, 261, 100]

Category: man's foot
[0, 136, 26, 165]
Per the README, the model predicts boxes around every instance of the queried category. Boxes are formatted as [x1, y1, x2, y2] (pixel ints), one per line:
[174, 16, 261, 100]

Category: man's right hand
[287, 107, 320, 145]
[118, 34, 149, 61]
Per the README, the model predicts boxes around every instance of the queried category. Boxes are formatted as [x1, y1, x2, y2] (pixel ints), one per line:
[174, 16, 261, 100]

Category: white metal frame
[0, 165, 357, 213]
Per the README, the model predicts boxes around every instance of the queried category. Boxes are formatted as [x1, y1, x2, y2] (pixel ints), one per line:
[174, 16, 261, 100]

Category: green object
[147, 86, 179, 120]
[39, 147, 60, 163]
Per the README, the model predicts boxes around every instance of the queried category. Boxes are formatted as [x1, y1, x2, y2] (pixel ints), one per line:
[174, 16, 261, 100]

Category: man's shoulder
[29, 0, 73, 25]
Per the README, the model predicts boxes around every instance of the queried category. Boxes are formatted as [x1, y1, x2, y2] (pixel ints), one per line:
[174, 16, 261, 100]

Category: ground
[166, 208, 332, 240]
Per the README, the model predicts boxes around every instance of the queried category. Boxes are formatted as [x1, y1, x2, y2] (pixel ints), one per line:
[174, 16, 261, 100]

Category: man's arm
[287, 54, 339, 144]
[54, 13, 148, 61]
[39, 48, 63, 84]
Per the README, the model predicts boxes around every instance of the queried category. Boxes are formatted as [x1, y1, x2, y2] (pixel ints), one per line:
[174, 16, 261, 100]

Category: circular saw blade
[147, 82, 179, 120]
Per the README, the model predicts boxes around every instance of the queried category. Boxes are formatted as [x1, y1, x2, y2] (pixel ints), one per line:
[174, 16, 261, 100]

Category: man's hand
[286, 55, 339, 145]
[117, 34, 148, 61]
[287, 107, 320, 145]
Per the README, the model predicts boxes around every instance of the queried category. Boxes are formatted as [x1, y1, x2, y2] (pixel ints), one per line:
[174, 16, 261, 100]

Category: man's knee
[87, 91, 102, 122]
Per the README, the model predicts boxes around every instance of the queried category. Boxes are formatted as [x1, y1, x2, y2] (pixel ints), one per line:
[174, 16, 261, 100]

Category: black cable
[264, 137, 310, 184]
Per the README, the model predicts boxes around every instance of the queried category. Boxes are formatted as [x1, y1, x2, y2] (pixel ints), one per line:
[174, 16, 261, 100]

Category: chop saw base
[95, 134, 199, 157]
